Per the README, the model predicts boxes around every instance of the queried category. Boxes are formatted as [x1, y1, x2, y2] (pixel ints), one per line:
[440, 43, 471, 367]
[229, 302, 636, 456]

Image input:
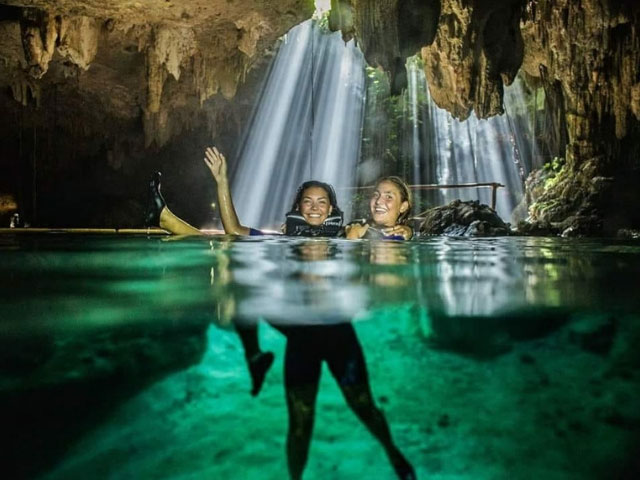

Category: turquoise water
[1, 234, 639, 479]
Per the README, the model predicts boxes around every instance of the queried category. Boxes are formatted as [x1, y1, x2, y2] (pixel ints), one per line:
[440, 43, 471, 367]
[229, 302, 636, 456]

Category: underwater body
[1, 233, 639, 479]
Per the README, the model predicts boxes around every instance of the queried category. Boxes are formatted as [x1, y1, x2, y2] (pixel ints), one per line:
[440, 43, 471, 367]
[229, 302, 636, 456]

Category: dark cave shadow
[0, 320, 209, 479]
[425, 307, 572, 359]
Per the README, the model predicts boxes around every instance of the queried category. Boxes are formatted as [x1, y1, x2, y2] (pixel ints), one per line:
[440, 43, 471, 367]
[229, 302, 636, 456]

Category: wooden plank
[0, 228, 170, 235]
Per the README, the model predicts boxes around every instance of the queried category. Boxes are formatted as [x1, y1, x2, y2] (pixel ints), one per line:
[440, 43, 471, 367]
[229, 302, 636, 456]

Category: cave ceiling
[0, 0, 314, 147]
[0, 1, 638, 150]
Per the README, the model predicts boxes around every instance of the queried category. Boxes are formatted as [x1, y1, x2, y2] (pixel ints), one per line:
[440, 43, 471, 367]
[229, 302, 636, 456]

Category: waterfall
[230, 20, 366, 230]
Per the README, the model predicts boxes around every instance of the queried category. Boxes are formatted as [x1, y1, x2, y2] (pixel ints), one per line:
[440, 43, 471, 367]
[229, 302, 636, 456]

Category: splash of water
[230, 20, 365, 230]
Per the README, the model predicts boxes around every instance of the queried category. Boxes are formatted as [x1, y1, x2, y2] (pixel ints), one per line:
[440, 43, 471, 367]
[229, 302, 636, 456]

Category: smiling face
[369, 180, 409, 227]
[298, 186, 333, 225]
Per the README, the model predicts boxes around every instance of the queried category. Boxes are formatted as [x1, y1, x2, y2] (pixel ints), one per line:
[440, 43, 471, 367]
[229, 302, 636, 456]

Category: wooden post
[491, 184, 498, 211]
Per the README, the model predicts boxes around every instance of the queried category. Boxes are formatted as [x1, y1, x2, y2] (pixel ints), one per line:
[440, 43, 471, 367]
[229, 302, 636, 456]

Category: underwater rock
[418, 200, 510, 237]
[437, 414, 451, 428]
[568, 316, 617, 355]
[606, 315, 640, 379]
[616, 229, 640, 240]
[0, 320, 209, 478]
[426, 309, 569, 359]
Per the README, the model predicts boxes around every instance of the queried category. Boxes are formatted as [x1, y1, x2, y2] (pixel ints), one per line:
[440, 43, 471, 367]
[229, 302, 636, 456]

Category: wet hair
[291, 180, 342, 215]
[374, 176, 413, 225]
[285, 180, 343, 237]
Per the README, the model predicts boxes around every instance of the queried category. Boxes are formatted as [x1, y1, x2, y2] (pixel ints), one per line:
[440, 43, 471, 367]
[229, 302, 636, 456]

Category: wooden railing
[346, 182, 505, 212]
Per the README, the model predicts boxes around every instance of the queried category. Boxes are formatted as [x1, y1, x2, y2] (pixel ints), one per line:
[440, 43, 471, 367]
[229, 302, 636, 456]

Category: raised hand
[204, 146, 228, 184]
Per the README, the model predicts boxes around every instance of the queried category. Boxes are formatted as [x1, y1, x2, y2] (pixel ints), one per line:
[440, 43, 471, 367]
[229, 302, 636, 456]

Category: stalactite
[145, 25, 196, 114]
[235, 12, 271, 59]
[56, 16, 99, 70]
[518, 0, 640, 233]
[420, 0, 524, 121]
[19, 8, 59, 79]
[521, 0, 639, 148]
[329, 0, 356, 41]
[11, 78, 40, 107]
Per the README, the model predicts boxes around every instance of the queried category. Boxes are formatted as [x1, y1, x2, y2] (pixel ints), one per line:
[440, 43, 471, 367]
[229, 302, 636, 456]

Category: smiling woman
[147, 147, 344, 237]
[345, 176, 414, 240]
[297, 186, 332, 225]
[370, 177, 412, 227]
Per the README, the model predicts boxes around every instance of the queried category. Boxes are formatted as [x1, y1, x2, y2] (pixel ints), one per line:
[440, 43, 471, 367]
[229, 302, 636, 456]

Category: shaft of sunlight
[231, 20, 365, 229]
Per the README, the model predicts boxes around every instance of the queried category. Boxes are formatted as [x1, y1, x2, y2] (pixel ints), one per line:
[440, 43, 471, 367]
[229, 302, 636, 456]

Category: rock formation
[418, 199, 511, 236]
[0, 0, 312, 147]
[518, 0, 640, 234]
[0, 0, 313, 226]
[341, 0, 640, 234]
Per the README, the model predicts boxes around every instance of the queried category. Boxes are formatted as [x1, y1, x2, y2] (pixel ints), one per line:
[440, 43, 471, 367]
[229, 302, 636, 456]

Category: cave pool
[1, 233, 639, 479]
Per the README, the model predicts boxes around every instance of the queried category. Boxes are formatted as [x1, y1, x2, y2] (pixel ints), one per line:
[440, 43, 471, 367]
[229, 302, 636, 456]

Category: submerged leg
[236, 322, 274, 396]
[341, 383, 416, 480]
[284, 333, 322, 480]
[328, 324, 416, 480]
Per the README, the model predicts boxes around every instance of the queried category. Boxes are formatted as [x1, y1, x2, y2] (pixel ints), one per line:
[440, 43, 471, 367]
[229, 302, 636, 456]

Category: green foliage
[314, 10, 331, 31]
[528, 156, 568, 220]
[542, 156, 566, 191]
[360, 54, 432, 180]
[547, 156, 565, 173]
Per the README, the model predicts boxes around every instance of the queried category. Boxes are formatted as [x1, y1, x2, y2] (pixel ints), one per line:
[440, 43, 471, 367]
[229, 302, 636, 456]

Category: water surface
[1, 234, 639, 479]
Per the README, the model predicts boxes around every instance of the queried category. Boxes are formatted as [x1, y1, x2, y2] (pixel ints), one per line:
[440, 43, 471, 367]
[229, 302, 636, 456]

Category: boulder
[418, 199, 510, 236]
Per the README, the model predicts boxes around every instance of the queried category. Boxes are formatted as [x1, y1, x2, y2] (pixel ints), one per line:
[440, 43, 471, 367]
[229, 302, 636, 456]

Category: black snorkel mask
[284, 210, 343, 237]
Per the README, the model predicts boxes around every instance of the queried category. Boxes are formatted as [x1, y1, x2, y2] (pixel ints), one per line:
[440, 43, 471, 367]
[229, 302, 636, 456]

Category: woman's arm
[204, 147, 250, 235]
[345, 222, 413, 240]
[345, 222, 369, 239]
[381, 224, 413, 240]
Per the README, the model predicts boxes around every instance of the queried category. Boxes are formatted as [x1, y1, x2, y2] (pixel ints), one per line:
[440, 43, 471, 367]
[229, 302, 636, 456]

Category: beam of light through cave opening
[408, 61, 423, 214]
[230, 20, 365, 230]
[405, 60, 540, 222]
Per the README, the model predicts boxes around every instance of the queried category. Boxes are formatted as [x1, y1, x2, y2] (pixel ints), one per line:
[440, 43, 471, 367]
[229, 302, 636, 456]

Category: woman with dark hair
[146, 149, 343, 237]
[146, 147, 415, 480]
[145, 148, 344, 396]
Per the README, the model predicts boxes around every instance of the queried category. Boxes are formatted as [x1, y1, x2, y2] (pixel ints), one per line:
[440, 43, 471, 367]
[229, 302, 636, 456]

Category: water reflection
[232, 238, 366, 324]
